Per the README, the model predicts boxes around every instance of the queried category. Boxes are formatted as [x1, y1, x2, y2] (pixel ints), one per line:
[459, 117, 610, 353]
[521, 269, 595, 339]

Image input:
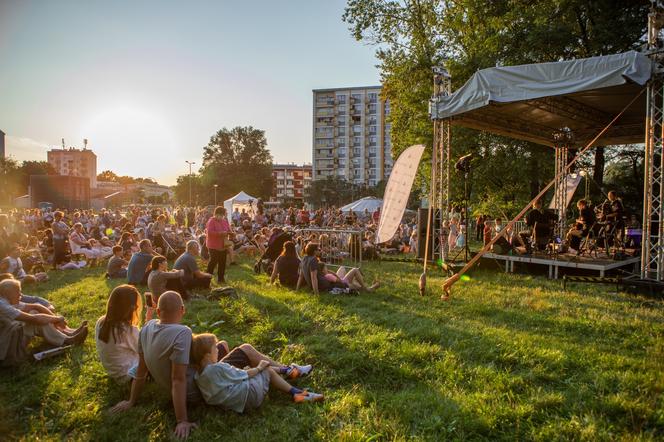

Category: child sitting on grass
[191, 333, 323, 413]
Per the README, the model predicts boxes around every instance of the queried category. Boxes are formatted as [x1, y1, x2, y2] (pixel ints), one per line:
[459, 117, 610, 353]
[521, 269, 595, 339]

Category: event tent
[340, 196, 382, 213]
[224, 191, 258, 222]
[431, 51, 651, 148]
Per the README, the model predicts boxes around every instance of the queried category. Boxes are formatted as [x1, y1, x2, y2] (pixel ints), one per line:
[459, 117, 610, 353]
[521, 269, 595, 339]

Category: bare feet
[369, 281, 381, 291]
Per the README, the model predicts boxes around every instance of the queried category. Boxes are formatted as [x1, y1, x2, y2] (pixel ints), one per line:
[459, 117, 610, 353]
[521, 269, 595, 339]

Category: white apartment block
[312, 86, 392, 186]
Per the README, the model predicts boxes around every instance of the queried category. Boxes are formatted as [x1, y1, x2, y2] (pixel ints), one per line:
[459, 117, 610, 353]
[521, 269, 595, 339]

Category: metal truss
[428, 67, 452, 263]
[553, 130, 572, 239]
[642, 4, 664, 280]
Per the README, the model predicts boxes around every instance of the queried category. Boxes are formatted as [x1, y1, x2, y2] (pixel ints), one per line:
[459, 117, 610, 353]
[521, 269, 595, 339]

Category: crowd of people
[0, 202, 416, 437]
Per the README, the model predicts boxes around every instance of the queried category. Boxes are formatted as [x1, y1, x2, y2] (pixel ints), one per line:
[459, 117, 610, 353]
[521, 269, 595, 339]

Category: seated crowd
[0, 203, 406, 437]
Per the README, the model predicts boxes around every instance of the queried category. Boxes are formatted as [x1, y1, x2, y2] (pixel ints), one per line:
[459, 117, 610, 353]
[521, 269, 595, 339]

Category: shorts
[244, 370, 270, 410]
[221, 347, 251, 369]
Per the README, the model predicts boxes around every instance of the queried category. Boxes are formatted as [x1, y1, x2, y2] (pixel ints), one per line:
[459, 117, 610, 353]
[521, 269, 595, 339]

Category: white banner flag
[377, 144, 425, 244]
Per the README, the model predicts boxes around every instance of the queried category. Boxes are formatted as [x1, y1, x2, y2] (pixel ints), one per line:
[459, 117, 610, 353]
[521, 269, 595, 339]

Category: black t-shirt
[274, 255, 300, 288]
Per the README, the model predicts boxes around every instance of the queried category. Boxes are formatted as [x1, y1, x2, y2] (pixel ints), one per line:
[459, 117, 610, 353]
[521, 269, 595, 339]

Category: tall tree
[343, 0, 649, 214]
[200, 126, 273, 202]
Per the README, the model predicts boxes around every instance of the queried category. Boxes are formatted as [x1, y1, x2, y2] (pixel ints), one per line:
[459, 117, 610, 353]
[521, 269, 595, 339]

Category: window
[352, 125, 362, 134]
[368, 116, 377, 125]
[368, 104, 377, 114]
[337, 117, 346, 125]
[337, 105, 346, 115]
[353, 137, 361, 145]
[339, 148, 347, 156]
[351, 93, 362, 101]
[337, 137, 346, 147]
[353, 148, 361, 157]
[338, 128, 346, 136]
[336, 95, 346, 103]
[368, 92, 378, 103]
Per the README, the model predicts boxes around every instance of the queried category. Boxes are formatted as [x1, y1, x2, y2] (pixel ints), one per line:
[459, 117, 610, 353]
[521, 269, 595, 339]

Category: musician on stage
[598, 190, 625, 231]
[566, 199, 596, 253]
[518, 199, 548, 253]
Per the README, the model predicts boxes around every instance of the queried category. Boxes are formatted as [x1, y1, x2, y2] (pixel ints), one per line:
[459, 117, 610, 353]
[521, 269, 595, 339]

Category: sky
[0, 0, 380, 185]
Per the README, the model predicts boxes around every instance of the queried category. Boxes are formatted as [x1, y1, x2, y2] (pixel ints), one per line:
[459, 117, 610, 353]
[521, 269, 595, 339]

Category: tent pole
[442, 89, 645, 298]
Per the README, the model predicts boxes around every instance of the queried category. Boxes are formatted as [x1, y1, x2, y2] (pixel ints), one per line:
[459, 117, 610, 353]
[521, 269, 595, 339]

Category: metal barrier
[294, 228, 364, 268]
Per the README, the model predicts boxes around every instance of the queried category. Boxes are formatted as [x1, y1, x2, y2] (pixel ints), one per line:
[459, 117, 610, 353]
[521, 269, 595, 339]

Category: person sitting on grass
[126, 239, 154, 285]
[147, 255, 186, 302]
[95, 285, 143, 383]
[174, 240, 212, 291]
[296, 243, 333, 295]
[106, 245, 128, 279]
[270, 241, 300, 289]
[191, 333, 323, 413]
[319, 263, 380, 293]
[0, 279, 88, 365]
[0, 245, 49, 283]
[110, 291, 199, 439]
[0, 273, 53, 310]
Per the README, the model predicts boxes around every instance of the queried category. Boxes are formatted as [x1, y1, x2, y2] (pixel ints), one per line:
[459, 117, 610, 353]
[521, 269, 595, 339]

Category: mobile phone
[145, 292, 153, 308]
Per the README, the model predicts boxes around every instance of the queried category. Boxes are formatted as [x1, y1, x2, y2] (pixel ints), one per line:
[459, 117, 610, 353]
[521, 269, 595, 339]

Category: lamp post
[185, 160, 196, 207]
[214, 184, 218, 206]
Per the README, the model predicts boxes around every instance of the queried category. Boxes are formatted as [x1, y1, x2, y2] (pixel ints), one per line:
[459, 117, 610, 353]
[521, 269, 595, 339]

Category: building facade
[271, 163, 312, 205]
[47, 147, 98, 188]
[312, 86, 392, 186]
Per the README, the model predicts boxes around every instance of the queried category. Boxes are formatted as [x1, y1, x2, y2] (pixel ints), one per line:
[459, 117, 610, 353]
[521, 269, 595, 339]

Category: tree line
[343, 0, 649, 217]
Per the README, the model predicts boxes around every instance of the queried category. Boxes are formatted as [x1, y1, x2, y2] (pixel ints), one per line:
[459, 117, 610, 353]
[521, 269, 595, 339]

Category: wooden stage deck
[481, 252, 641, 279]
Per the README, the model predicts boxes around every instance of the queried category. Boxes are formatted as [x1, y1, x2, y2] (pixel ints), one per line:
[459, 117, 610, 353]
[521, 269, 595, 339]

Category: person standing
[205, 207, 230, 284]
[475, 214, 485, 242]
[51, 211, 70, 269]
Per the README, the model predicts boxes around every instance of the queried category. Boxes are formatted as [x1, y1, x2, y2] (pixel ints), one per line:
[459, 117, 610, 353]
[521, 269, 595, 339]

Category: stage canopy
[431, 51, 652, 147]
[340, 196, 382, 213]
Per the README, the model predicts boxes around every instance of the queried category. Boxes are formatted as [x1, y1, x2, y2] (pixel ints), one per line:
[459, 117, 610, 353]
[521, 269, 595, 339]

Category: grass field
[1, 258, 663, 441]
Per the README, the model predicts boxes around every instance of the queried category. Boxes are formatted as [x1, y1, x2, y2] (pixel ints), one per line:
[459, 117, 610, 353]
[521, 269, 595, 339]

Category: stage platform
[481, 252, 641, 279]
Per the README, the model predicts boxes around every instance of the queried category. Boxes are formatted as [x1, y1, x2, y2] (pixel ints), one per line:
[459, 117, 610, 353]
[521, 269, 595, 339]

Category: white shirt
[94, 318, 139, 383]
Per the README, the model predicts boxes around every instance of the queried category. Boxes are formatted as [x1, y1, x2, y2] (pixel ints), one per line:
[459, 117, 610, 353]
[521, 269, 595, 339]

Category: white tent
[340, 196, 382, 214]
[224, 191, 258, 222]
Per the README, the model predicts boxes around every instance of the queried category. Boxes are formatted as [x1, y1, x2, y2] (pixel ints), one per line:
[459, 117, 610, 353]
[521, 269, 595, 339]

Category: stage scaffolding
[425, 67, 452, 262]
[426, 3, 664, 287]
[642, 7, 664, 280]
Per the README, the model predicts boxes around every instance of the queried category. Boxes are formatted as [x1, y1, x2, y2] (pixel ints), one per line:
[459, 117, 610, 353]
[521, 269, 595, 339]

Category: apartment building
[312, 86, 392, 186]
[47, 147, 98, 188]
[271, 163, 312, 205]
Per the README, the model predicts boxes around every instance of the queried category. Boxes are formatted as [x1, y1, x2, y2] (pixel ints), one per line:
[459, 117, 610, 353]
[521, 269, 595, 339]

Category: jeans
[207, 248, 227, 283]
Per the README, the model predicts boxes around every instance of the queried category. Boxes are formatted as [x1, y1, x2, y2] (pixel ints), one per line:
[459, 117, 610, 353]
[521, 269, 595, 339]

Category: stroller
[254, 231, 293, 274]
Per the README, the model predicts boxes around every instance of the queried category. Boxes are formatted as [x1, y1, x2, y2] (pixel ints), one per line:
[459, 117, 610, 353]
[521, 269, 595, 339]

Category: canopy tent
[431, 51, 651, 148]
[224, 191, 258, 222]
[340, 196, 382, 213]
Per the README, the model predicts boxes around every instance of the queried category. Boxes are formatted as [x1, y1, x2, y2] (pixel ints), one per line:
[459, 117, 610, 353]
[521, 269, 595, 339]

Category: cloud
[4, 135, 51, 162]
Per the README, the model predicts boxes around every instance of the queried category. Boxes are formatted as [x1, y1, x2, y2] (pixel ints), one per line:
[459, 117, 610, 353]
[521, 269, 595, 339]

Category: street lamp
[185, 160, 196, 207]
[214, 184, 218, 206]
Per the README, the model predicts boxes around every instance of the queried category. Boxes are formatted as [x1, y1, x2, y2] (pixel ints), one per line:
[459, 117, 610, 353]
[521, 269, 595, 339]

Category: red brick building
[271, 163, 312, 205]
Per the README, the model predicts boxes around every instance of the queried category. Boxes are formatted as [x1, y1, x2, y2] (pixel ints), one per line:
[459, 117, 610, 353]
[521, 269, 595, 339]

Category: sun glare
[79, 106, 178, 181]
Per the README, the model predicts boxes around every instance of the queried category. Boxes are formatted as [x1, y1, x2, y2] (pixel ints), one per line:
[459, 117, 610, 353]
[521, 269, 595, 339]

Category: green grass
[1, 258, 663, 441]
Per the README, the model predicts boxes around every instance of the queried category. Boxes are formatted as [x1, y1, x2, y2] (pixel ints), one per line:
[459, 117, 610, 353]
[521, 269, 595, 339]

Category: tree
[0, 157, 21, 204]
[18, 161, 56, 190]
[343, 0, 649, 216]
[199, 126, 274, 202]
[97, 170, 119, 182]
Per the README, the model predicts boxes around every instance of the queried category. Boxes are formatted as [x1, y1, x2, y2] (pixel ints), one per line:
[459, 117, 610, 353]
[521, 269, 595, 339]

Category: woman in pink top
[206, 206, 230, 283]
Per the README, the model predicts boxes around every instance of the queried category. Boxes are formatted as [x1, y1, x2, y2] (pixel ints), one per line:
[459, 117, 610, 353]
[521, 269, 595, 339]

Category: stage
[481, 252, 641, 279]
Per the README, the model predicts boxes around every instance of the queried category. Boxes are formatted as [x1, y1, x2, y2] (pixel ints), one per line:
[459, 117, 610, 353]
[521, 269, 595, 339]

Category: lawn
[1, 258, 663, 441]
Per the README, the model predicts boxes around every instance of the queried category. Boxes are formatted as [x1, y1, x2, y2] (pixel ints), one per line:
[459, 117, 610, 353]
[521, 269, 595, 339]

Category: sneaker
[293, 390, 324, 403]
[285, 364, 313, 379]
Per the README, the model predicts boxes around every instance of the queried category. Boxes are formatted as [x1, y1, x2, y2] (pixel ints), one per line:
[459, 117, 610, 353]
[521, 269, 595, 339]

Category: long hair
[98, 285, 142, 344]
[280, 241, 297, 258]
[191, 333, 217, 372]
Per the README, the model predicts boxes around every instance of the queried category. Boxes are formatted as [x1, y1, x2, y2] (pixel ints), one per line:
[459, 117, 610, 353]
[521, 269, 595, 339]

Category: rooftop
[313, 85, 381, 93]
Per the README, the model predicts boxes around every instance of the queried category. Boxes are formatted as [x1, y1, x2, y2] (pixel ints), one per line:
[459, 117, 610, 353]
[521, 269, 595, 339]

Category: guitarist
[566, 199, 596, 253]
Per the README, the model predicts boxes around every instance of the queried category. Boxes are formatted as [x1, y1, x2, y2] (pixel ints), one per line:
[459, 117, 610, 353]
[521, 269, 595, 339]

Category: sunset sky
[0, 0, 379, 185]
